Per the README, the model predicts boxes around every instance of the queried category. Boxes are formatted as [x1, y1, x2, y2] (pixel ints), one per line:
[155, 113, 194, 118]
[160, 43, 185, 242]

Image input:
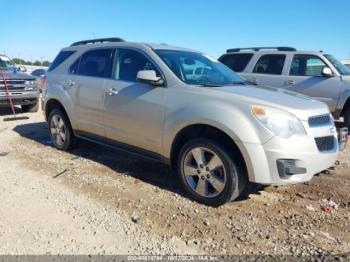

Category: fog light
[277, 160, 307, 178]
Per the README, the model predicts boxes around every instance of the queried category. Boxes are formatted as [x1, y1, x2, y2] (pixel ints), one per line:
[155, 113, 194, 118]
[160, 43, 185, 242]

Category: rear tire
[177, 138, 247, 207]
[21, 100, 39, 113]
[48, 108, 76, 151]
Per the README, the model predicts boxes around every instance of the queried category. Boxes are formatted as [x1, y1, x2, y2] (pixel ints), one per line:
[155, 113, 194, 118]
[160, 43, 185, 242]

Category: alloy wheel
[50, 114, 66, 146]
[183, 147, 227, 198]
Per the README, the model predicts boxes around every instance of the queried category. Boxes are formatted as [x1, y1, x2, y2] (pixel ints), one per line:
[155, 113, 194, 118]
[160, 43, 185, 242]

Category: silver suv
[42, 39, 339, 206]
[219, 47, 350, 126]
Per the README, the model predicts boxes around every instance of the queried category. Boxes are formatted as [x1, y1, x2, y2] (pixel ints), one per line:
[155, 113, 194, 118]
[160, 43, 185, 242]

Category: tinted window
[253, 54, 286, 75]
[290, 55, 327, 77]
[69, 58, 80, 74]
[219, 53, 253, 72]
[48, 51, 75, 72]
[114, 49, 159, 82]
[78, 49, 114, 78]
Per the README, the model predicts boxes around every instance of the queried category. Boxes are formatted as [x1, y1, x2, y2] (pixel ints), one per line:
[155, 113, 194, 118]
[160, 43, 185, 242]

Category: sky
[1, 0, 349, 62]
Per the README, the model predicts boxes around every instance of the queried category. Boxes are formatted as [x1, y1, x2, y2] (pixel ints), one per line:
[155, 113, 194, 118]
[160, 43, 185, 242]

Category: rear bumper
[0, 91, 39, 106]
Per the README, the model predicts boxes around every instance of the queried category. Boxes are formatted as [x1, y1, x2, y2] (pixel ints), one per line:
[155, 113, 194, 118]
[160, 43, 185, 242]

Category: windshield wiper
[230, 81, 246, 86]
[196, 83, 222, 87]
[244, 80, 258, 85]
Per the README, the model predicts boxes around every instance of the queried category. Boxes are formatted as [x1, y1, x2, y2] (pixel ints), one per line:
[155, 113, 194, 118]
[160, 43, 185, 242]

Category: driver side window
[290, 55, 327, 77]
[113, 49, 159, 82]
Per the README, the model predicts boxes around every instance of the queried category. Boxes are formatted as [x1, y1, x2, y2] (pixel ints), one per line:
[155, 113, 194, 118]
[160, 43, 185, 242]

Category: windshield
[155, 50, 245, 86]
[0, 60, 12, 70]
[324, 54, 350, 76]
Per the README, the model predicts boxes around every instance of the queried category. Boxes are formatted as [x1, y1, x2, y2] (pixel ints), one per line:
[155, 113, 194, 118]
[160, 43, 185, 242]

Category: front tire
[48, 108, 75, 151]
[177, 138, 247, 207]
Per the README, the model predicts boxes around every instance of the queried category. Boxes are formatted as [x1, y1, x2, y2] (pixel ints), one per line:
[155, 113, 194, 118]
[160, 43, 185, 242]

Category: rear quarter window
[219, 53, 253, 72]
[48, 51, 76, 72]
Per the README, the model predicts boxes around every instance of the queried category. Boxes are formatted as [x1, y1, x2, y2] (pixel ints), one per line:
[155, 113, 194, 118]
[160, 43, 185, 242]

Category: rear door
[69, 48, 115, 136]
[242, 54, 287, 88]
[284, 54, 340, 112]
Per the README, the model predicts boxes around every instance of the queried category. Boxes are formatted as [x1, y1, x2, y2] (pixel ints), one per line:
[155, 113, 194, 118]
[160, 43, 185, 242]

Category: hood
[341, 75, 350, 81]
[0, 70, 35, 80]
[211, 84, 330, 121]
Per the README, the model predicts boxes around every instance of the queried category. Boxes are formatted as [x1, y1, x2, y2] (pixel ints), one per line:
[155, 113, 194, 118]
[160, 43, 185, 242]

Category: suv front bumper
[240, 133, 339, 185]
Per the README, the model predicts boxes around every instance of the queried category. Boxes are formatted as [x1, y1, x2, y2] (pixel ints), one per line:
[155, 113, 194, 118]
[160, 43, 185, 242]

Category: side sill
[75, 130, 170, 165]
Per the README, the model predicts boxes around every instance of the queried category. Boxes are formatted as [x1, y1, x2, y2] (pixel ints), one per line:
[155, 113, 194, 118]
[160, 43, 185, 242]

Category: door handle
[66, 80, 76, 87]
[105, 88, 119, 96]
[250, 78, 258, 84]
[287, 79, 295, 85]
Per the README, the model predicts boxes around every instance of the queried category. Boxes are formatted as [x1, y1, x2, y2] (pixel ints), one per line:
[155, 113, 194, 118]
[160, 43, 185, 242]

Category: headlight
[24, 80, 36, 85]
[252, 105, 306, 138]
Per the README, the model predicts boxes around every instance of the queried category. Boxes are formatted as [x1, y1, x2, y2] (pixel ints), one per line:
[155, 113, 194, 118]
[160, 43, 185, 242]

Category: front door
[103, 48, 167, 154]
[284, 54, 340, 112]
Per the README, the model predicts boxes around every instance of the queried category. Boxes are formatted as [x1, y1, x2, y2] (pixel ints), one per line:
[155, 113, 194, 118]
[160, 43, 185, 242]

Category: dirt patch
[0, 107, 349, 255]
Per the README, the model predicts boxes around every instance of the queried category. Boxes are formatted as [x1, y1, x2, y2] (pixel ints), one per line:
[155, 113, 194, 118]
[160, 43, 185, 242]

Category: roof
[62, 38, 199, 53]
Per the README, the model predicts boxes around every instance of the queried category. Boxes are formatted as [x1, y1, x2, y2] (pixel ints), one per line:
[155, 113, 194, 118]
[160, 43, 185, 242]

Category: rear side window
[48, 51, 75, 72]
[77, 49, 115, 78]
[253, 54, 286, 75]
[219, 53, 253, 72]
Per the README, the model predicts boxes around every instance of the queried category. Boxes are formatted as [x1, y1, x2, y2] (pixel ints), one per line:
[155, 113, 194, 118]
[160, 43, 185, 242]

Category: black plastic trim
[75, 130, 170, 165]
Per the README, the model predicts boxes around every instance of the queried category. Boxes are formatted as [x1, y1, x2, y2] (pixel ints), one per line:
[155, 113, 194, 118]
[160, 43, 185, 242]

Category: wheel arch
[169, 124, 249, 178]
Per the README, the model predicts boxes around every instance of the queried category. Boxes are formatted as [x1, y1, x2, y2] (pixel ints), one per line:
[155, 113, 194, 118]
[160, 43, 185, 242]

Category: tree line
[12, 58, 51, 67]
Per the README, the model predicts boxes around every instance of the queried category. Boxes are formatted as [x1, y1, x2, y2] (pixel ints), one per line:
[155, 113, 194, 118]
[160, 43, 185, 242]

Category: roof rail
[71, 37, 125, 47]
[227, 47, 296, 53]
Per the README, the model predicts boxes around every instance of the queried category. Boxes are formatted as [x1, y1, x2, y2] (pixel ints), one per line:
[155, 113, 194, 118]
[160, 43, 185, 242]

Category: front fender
[162, 101, 274, 158]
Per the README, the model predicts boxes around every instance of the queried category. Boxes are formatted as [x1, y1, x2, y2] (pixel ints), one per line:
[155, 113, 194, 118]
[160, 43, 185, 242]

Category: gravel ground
[0, 106, 349, 256]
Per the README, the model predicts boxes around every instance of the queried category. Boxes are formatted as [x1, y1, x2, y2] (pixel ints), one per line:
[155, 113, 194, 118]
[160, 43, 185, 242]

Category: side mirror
[137, 70, 164, 86]
[322, 67, 333, 77]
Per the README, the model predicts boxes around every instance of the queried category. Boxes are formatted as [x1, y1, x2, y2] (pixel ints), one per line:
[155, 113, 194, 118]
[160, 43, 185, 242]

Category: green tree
[33, 60, 42, 66]
[42, 61, 50, 67]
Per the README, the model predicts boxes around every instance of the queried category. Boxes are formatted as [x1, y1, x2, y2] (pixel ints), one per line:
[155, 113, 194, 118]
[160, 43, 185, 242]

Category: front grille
[308, 114, 332, 127]
[315, 136, 335, 152]
[0, 80, 26, 91]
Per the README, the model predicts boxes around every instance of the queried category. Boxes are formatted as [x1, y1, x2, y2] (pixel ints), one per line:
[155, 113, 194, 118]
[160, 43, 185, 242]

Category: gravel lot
[0, 106, 349, 256]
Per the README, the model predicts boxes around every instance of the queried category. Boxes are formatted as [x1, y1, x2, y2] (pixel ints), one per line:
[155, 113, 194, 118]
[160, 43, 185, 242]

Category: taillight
[40, 75, 46, 91]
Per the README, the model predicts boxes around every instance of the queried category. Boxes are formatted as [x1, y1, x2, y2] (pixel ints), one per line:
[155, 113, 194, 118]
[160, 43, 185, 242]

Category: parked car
[219, 47, 350, 126]
[42, 38, 340, 206]
[0, 55, 39, 112]
[31, 68, 46, 91]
